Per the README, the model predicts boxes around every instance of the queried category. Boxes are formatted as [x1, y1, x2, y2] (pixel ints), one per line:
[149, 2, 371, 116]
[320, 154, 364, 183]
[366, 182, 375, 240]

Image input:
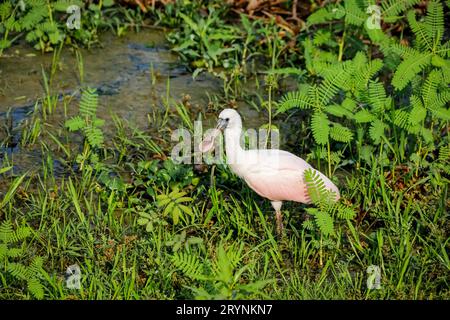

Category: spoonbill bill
[199, 109, 340, 234]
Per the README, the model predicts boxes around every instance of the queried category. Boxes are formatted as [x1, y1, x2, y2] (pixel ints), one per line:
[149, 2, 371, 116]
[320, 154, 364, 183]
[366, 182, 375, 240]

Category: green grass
[0, 0, 449, 301]
[0, 96, 448, 299]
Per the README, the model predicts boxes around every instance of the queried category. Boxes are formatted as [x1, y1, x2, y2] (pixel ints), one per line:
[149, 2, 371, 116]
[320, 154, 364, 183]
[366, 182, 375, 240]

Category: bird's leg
[292, 0, 298, 20]
[271, 201, 283, 235]
[275, 210, 283, 235]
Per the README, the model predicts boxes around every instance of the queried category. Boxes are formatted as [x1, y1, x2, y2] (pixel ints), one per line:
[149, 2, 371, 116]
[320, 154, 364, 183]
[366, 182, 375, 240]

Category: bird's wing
[243, 170, 311, 203]
[242, 149, 340, 201]
[245, 149, 312, 172]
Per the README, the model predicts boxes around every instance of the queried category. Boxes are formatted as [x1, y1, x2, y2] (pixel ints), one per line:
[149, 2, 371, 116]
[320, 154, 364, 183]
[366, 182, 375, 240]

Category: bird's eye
[225, 118, 230, 121]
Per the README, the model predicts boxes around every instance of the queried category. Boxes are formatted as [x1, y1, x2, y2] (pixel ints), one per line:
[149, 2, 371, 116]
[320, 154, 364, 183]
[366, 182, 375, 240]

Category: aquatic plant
[65, 87, 105, 149]
[0, 221, 47, 299]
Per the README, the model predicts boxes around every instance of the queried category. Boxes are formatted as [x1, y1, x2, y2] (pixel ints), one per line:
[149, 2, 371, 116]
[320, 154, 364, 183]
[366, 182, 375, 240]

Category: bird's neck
[224, 126, 245, 165]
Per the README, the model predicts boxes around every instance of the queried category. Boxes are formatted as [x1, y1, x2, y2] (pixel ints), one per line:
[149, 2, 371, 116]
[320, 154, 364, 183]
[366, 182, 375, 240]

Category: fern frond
[83, 126, 104, 148]
[344, 0, 366, 26]
[438, 40, 450, 58]
[335, 203, 356, 220]
[369, 119, 387, 144]
[29, 256, 44, 274]
[18, 6, 48, 31]
[24, 0, 47, 6]
[171, 251, 204, 280]
[277, 90, 313, 113]
[14, 225, 32, 242]
[424, 1, 444, 47]
[302, 219, 315, 230]
[313, 30, 333, 46]
[0, 221, 15, 243]
[352, 50, 367, 69]
[6, 247, 24, 258]
[438, 146, 450, 162]
[304, 168, 336, 207]
[0, 244, 7, 260]
[25, 30, 40, 43]
[317, 77, 342, 106]
[7, 262, 30, 281]
[422, 69, 442, 105]
[304, 169, 327, 204]
[368, 81, 387, 113]
[320, 62, 353, 94]
[393, 110, 411, 130]
[306, 4, 345, 26]
[388, 43, 419, 58]
[212, 245, 233, 282]
[382, 0, 421, 19]
[325, 104, 354, 118]
[409, 96, 427, 124]
[306, 8, 334, 26]
[429, 106, 450, 120]
[222, 242, 244, 269]
[329, 150, 343, 165]
[355, 59, 384, 90]
[27, 277, 44, 299]
[330, 123, 353, 143]
[65, 116, 85, 132]
[342, 98, 357, 111]
[315, 211, 335, 236]
[407, 9, 433, 51]
[420, 127, 434, 143]
[392, 52, 432, 90]
[92, 118, 105, 127]
[0, 222, 30, 244]
[311, 112, 330, 145]
[37, 21, 58, 34]
[306, 208, 335, 236]
[427, 90, 450, 111]
[79, 88, 98, 118]
[353, 109, 375, 123]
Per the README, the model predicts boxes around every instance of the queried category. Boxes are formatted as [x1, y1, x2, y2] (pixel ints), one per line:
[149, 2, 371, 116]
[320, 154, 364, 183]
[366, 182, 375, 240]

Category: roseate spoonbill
[199, 109, 340, 234]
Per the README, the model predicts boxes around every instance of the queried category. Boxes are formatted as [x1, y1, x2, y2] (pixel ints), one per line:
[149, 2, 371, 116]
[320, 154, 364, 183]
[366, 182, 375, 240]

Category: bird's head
[199, 109, 241, 153]
[216, 108, 242, 131]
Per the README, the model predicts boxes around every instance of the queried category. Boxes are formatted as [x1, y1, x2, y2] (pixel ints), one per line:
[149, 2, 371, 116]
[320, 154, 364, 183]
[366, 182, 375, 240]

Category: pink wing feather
[240, 149, 340, 203]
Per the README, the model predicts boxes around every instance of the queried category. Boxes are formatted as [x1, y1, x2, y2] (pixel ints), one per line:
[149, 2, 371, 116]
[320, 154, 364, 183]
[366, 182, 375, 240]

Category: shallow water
[0, 30, 271, 175]
[0, 30, 220, 124]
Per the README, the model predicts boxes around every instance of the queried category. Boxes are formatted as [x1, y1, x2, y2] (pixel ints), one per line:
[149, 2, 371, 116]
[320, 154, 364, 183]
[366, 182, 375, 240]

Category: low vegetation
[0, 0, 449, 299]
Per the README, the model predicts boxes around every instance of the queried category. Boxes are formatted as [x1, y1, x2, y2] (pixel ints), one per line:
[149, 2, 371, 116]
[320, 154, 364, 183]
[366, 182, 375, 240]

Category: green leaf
[178, 13, 199, 35]
[172, 207, 180, 225]
[0, 166, 12, 175]
[330, 124, 353, 143]
[171, 251, 204, 280]
[314, 210, 335, 236]
[392, 52, 432, 91]
[353, 110, 375, 123]
[277, 90, 313, 114]
[369, 119, 387, 144]
[83, 126, 104, 148]
[65, 116, 85, 132]
[178, 204, 193, 217]
[409, 104, 427, 124]
[311, 113, 330, 145]
[79, 88, 98, 117]
[137, 218, 149, 226]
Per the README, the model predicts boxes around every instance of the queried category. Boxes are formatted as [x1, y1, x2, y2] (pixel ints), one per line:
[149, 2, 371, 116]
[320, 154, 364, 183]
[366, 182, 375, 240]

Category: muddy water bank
[0, 30, 272, 177]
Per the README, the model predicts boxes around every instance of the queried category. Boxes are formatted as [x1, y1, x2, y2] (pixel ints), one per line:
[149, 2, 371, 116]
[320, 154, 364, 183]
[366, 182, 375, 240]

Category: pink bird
[200, 109, 340, 234]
